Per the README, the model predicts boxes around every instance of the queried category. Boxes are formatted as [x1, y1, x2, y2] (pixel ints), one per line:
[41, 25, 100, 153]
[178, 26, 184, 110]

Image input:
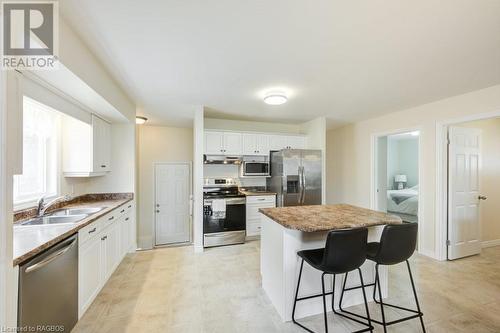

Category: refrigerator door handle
[301, 166, 306, 204]
[297, 166, 303, 205]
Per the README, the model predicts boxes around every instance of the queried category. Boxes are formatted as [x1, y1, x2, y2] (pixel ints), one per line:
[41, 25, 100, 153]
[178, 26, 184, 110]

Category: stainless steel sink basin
[20, 214, 88, 226]
[50, 207, 105, 216]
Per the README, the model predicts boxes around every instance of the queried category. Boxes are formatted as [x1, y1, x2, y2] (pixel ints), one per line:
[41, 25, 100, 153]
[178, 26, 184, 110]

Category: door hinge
[446, 240, 451, 246]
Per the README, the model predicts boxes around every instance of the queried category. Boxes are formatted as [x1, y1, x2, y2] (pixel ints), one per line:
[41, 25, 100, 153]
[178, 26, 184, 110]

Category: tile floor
[73, 242, 500, 332]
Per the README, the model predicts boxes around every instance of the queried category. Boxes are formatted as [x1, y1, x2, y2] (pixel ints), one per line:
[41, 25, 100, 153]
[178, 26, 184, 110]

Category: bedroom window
[13, 97, 61, 209]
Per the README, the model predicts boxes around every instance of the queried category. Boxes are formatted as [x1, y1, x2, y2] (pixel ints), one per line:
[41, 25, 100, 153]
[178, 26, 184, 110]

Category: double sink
[20, 207, 105, 226]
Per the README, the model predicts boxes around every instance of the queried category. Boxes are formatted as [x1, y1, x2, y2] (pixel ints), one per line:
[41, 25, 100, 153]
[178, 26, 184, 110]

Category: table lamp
[395, 174, 407, 190]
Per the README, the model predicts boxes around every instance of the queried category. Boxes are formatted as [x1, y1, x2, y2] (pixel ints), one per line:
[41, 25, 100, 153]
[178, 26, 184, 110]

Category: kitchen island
[259, 204, 402, 322]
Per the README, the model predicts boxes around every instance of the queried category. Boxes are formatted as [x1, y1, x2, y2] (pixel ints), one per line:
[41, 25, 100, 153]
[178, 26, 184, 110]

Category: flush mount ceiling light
[135, 116, 148, 125]
[264, 92, 288, 105]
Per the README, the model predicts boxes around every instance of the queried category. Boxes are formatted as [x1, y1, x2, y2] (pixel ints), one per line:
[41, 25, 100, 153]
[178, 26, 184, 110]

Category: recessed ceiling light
[136, 116, 148, 125]
[264, 92, 287, 105]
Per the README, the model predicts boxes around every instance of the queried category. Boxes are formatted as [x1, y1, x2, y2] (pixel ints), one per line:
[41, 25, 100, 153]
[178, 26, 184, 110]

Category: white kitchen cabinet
[269, 135, 289, 151]
[242, 134, 269, 156]
[246, 195, 276, 237]
[102, 221, 120, 281]
[78, 234, 102, 317]
[204, 131, 242, 155]
[92, 115, 111, 172]
[63, 114, 111, 177]
[268, 134, 306, 150]
[286, 135, 306, 149]
[204, 131, 224, 154]
[120, 212, 133, 257]
[78, 202, 134, 318]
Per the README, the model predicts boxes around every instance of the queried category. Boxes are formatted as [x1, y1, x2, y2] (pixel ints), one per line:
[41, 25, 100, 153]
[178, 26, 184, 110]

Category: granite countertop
[259, 204, 402, 232]
[13, 194, 133, 266]
[239, 190, 277, 196]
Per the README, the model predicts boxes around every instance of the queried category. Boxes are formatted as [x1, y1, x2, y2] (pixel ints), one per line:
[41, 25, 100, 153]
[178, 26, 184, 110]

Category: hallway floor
[73, 242, 500, 332]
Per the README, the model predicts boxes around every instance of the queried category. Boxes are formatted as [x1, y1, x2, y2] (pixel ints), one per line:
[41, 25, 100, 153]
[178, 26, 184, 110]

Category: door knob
[478, 195, 488, 201]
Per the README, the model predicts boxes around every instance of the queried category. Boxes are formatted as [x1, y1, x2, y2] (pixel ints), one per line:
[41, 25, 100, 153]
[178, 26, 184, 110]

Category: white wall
[460, 118, 500, 243]
[136, 125, 193, 249]
[386, 137, 419, 189]
[326, 84, 500, 258]
[204, 118, 302, 133]
[59, 18, 135, 121]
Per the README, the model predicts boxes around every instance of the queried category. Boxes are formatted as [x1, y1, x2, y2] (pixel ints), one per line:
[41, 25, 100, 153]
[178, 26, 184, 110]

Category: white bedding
[387, 187, 419, 216]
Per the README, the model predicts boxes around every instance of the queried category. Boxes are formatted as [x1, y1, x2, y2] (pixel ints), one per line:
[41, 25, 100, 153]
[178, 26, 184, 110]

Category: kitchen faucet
[37, 195, 71, 217]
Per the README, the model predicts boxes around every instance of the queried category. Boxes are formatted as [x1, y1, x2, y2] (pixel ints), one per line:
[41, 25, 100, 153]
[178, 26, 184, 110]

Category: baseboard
[482, 239, 500, 248]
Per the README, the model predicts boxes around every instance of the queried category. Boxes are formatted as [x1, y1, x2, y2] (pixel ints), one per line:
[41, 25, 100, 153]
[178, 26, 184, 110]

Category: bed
[387, 186, 419, 222]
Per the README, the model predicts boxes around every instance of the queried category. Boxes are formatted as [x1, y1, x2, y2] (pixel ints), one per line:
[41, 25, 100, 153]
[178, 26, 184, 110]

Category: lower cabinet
[78, 202, 135, 318]
[246, 195, 276, 237]
[78, 235, 102, 315]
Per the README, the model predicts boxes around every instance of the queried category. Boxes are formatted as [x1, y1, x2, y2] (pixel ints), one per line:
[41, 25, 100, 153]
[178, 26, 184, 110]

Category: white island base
[261, 215, 388, 322]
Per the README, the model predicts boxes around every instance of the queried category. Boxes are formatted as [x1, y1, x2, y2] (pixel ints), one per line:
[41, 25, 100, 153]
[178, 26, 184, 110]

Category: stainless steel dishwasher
[18, 234, 78, 332]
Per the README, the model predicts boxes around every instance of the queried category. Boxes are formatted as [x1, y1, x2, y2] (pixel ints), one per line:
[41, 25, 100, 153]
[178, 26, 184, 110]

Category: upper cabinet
[204, 130, 306, 156]
[242, 134, 269, 156]
[63, 114, 112, 177]
[204, 131, 242, 155]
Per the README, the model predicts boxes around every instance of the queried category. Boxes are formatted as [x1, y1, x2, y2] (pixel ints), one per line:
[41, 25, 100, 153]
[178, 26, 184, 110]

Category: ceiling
[61, 0, 500, 128]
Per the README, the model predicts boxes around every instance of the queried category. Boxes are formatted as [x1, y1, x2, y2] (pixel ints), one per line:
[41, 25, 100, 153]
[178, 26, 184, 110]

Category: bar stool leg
[321, 273, 329, 333]
[358, 268, 373, 333]
[375, 264, 388, 333]
[292, 259, 314, 332]
[406, 260, 426, 333]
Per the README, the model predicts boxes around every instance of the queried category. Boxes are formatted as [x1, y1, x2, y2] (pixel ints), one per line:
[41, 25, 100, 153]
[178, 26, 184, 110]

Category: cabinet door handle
[120, 209, 125, 213]
[108, 216, 114, 221]
[128, 205, 132, 208]
[101, 236, 107, 241]
[101, 165, 106, 168]
[156, 210, 160, 213]
[125, 217, 129, 221]
[88, 227, 96, 234]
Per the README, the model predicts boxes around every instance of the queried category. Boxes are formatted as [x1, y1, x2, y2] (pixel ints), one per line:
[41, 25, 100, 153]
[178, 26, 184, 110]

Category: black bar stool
[338, 223, 426, 333]
[292, 228, 373, 333]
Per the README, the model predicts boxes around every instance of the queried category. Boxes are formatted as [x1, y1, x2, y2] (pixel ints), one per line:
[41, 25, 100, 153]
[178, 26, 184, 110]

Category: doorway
[374, 131, 420, 220]
[373, 130, 422, 249]
[154, 162, 192, 246]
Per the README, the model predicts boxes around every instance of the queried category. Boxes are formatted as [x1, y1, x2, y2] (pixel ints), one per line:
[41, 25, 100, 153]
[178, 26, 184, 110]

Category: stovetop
[203, 185, 245, 199]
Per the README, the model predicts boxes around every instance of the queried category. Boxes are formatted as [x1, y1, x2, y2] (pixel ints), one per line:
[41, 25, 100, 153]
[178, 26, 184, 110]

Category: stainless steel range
[203, 178, 246, 247]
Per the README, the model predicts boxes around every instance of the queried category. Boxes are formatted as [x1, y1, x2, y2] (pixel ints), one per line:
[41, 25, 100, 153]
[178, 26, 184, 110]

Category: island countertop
[259, 204, 402, 232]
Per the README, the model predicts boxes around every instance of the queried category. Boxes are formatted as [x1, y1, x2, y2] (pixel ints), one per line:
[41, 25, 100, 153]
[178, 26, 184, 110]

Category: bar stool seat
[292, 228, 374, 333]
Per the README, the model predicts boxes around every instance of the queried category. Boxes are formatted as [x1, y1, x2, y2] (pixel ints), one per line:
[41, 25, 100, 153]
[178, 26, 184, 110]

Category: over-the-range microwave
[240, 161, 270, 177]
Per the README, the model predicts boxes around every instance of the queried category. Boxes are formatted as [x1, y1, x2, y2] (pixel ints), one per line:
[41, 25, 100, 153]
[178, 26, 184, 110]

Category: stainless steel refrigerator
[267, 149, 322, 206]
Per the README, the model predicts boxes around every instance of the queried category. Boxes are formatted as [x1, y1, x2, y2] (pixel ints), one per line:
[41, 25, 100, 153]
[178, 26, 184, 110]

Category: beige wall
[460, 118, 500, 243]
[326, 84, 500, 258]
[137, 125, 194, 249]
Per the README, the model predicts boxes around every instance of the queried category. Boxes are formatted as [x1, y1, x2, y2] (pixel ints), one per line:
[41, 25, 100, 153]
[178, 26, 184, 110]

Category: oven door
[203, 197, 246, 233]
[242, 162, 269, 176]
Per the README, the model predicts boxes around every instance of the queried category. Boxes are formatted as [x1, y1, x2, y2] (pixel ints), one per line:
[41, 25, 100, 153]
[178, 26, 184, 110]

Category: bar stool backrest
[377, 223, 418, 265]
[321, 228, 368, 274]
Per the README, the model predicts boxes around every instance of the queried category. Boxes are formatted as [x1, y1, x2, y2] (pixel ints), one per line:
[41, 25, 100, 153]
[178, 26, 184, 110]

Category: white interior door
[448, 126, 482, 260]
[155, 163, 191, 246]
